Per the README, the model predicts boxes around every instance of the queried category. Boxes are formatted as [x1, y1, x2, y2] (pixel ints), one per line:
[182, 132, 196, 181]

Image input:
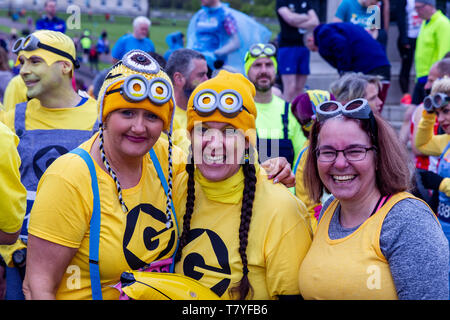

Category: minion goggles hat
[187, 70, 258, 145]
[12, 30, 80, 69]
[244, 43, 278, 76]
[97, 50, 176, 229]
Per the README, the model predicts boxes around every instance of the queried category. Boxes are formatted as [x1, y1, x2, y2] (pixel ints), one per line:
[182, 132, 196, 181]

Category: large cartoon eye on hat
[122, 50, 160, 74]
[193, 88, 246, 118]
[105, 50, 172, 105]
[120, 74, 172, 105]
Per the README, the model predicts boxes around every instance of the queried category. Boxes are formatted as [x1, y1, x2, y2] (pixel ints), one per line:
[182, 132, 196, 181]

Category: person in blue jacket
[305, 22, 391, 81]
[35, 0, 66, 33]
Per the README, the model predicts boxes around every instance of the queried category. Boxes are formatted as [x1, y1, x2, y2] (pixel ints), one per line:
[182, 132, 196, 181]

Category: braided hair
[99, 124, 128, 213]
[176, 148, 257, 300]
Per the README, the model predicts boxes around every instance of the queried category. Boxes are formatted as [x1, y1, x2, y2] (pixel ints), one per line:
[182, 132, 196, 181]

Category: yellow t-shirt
[297, 193, 419, 300]
[28, 134, 187, 300]
[175, 167, 312, 299]
[2, 97, 98, 132]
[0, 122, 26, 234]
[160, 105, 191, 154]
[294, 143, 320, 233]
[3, 74, 27, 112]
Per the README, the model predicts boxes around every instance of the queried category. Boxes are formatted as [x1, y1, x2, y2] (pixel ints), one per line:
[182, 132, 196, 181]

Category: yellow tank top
[298, 192, 420, 300]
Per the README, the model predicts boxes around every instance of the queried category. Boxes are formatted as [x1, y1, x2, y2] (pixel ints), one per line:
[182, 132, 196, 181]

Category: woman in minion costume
[23, 50, 190, 300]
[174, 70, 312, 300]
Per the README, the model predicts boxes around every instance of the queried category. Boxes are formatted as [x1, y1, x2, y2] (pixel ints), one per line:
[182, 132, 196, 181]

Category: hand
[439, 177, 450, 197]
[261, 157, 295, 188]
[419, 170, 444, 190]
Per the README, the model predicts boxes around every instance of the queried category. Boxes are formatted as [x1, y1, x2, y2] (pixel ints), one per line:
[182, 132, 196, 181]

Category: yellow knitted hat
[187, 70, 257, 145]
[98, 50, 174, 132]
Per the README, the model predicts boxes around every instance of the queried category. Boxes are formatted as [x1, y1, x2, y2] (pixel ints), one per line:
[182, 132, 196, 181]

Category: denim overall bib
[14, 101, 99, 241]
[256, 102, 295, 165]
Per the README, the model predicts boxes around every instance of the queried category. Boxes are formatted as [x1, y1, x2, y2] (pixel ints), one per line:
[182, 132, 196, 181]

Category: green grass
[1, 10, 279, 55]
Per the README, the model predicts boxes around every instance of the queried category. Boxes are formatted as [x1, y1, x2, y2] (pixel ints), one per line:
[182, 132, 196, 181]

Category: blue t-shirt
[35, 16, 66, 33]
[335, 0, 380, 30]
[111, 34, 155, 60]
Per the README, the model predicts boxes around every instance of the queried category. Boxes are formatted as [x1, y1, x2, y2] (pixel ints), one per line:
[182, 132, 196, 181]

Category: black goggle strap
[13, 36, 79, 69]
[37, 42, 80, 69]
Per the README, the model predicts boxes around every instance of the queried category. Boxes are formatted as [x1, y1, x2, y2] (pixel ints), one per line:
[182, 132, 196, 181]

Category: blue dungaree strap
[69, 148, 103, 300]
[69, 147, 178, 299]
[282, 102, 289, 140]
[293, 146, 308, 175]
[149, 148, 179, 272]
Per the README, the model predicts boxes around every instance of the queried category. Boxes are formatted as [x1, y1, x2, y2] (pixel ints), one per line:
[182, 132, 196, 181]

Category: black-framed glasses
[423, 93, 450, 112]
[244, 43, 276, 62]
[12, 34, 80, 69]
[316, 146, 377, 162]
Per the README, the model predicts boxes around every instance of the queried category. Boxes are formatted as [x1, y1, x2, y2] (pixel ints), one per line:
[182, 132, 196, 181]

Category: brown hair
[303, 113, 413, 203]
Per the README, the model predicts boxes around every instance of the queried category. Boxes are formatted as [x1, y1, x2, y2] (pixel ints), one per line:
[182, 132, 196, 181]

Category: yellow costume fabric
[175, 166, 312, 299]
[2, 97, 98, 132]
[415, 110, 450, 195]
[0, 122, 26, 234]
[2, 75, 27, 112]
[28, 134, 187, 299]
[159, 105, 191, 154]
[298, 192, 423, 300]
[294, 143, 320, 233]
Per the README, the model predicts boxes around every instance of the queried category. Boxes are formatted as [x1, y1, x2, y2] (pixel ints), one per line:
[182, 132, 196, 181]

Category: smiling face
[104, 108, 163, 159]
[191, 121, 248, 182]
[18, 55, 64, 99]
[317, 117, 378, 203]
[435, 104, 450, 134]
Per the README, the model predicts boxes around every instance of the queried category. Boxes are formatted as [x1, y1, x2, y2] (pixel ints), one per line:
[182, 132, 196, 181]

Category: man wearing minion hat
[175, 69, 312, 299]
[244, 43, 306, 167]
[0, 30, 97, 300]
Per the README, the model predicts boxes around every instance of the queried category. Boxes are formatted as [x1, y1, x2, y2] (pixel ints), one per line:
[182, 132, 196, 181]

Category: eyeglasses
[192, 88, 249, 118]
[316, 146, 377, 162]
[12, 34, 80, 69]
[244, 43, 276, 62]
[423, 93, 450, 113]
[105, 74, 172, 105]
[316, 98, 373, 122]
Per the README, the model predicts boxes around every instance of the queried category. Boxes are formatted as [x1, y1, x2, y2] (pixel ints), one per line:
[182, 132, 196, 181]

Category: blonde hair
[431, 77, 450, 95]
